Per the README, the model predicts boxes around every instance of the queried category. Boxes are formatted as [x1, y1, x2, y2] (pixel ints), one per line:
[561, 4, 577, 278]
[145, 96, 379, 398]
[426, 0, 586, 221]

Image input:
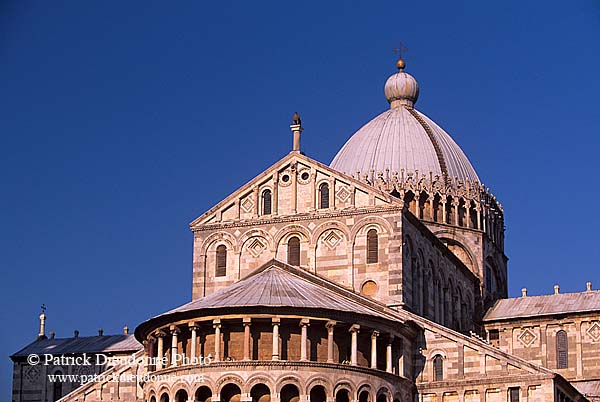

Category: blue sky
[1, 0, 600, 396]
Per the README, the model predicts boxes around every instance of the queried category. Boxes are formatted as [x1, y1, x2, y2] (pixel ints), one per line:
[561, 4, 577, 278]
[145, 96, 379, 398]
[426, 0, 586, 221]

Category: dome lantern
[384, 59, 419, 109]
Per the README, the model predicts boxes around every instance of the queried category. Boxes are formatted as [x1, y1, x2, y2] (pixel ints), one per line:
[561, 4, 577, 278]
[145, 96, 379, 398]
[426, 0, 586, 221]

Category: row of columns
[148, 318, 405, 375]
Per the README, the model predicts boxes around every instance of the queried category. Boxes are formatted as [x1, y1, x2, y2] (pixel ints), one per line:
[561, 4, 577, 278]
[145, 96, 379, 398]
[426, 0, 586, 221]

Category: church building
[11, 57, 600, 402]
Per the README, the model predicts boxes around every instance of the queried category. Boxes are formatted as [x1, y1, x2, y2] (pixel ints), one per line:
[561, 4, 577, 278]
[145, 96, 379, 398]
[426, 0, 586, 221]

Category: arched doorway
[335, 389, 350, 402]
[250, 384, 271, 402]
[175, 390, 188, 402]
[309, 386, 327, 402]
[221, 384, 241, 402]
[196, 386, 212, 402]
[281, 384, 300, 402]
[359, 390, 371, 402]
[160, 393, 170, 402]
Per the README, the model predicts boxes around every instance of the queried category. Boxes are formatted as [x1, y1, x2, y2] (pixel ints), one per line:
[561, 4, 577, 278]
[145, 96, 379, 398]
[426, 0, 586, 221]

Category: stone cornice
[192, 206, 404, 233]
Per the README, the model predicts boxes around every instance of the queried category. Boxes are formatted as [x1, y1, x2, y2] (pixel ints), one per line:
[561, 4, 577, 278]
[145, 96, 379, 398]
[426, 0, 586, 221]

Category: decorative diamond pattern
[588, 322, 600, 341]
[322, 230, 342, 250]
[337, 186, 351, 202]
[24, 366, 40, 384]
[241, 198, 254, 213]
[517, 328, 537, 347]
[247, 238, 266, 257]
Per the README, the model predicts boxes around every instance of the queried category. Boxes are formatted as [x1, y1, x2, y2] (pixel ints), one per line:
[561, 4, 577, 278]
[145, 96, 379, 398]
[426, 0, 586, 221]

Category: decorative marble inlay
[24, 366, 41, 384]
[337, 186, 351, 203]
[247, 238, 266, 257]
[322, 230, 342, 250]
[588, 322, 600, 341]
[517, 328, 537, 347]
[241, 198, 254, 213]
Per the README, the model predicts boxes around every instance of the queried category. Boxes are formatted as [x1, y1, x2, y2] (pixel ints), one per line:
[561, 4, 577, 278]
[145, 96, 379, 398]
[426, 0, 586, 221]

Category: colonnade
[145, 316, 408, 377]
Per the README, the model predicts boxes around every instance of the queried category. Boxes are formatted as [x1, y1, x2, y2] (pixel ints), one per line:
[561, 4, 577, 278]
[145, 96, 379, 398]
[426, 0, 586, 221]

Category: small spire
[38, 305, 47, 340]
[123, 325, 129, 335]
[521, 288, 527, 297]
[290, 112, 303, 153]
[74, 329, 79, 338]
[587, 281, 593, 292]
[554, 285, 560, 295]
[49, 331, 55, 340]
[393, 42, 408, 71]
[98, 328, 104, 336]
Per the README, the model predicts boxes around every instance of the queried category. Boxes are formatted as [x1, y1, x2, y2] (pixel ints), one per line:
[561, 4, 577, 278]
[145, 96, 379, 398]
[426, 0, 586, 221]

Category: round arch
[195, 386, 213, 402]
[201, 232, 238, 255]
[238, 228, 275, 253]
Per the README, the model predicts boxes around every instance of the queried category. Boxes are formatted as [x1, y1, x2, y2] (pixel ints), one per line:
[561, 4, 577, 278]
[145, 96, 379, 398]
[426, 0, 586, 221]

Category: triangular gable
[398, 309, 556, 376]
[190, 152, 402, 229]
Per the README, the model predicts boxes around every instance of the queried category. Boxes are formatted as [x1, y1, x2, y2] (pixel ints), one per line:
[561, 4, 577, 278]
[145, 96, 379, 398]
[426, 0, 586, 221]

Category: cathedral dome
[330, 61, 480, 183]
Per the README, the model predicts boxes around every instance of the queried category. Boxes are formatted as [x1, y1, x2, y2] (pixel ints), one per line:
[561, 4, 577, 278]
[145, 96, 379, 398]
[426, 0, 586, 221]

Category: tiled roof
[483, 290, 600, 322]
[11, 334, 142, 359]
[572, 380, 600, 399]
[159, 260, 395, 320]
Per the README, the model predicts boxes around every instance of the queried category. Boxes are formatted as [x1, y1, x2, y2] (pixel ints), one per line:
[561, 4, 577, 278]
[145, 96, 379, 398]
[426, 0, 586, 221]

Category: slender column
[326, 321, 336, 363]
[386, 335, 394, 373]
[155, 330, 166, 370]
[290, 122, 303, 152]
[145, 335, 156, 371]
[213, 319, 221, 362]
[477, 205, 485, 231]
[189, 323, 199, 362]
[370, 330, 379, 369]
[413, 194, 420, 216]
[272, 317, 280, 360]
[170, 326, 180, 366]
[576, 320, 583, 378]
[442, 201, 447, 224]
[350, 185, 356, 208]
[310, 169, 316, 211]
[397, 337, 405, 377]
[243, 317, 252, 360]
[272, 173, 279, 216]
[253, 187, 259, 217]
[453, 201, 459, 225]
[300, 318, 310, 361]
[291, 164, 298, 213]
[350, 324, 360, 366]
[466, 203, 472, 228]
[329, 177, 335, 209]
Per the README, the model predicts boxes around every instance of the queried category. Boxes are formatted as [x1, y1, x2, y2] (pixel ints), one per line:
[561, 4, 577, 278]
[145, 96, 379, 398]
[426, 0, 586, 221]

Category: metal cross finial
[393, 42, 409, 60]
[41, 304, 46, 314]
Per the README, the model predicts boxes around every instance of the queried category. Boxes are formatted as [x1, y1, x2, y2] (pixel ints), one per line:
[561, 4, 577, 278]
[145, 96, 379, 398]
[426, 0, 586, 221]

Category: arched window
[367, 229, 378, 263]
[288, 236, 300, 266]
[319, 183, 329, 209]
[557, 330, 568, 369]
[412, 259, 421, 313]
[423, 271, 430, 318]
[52, 370, 63, 402]
[216, 245, 227, 277]
[262, 189, 272, 215]
[433, 355, 443, 381]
